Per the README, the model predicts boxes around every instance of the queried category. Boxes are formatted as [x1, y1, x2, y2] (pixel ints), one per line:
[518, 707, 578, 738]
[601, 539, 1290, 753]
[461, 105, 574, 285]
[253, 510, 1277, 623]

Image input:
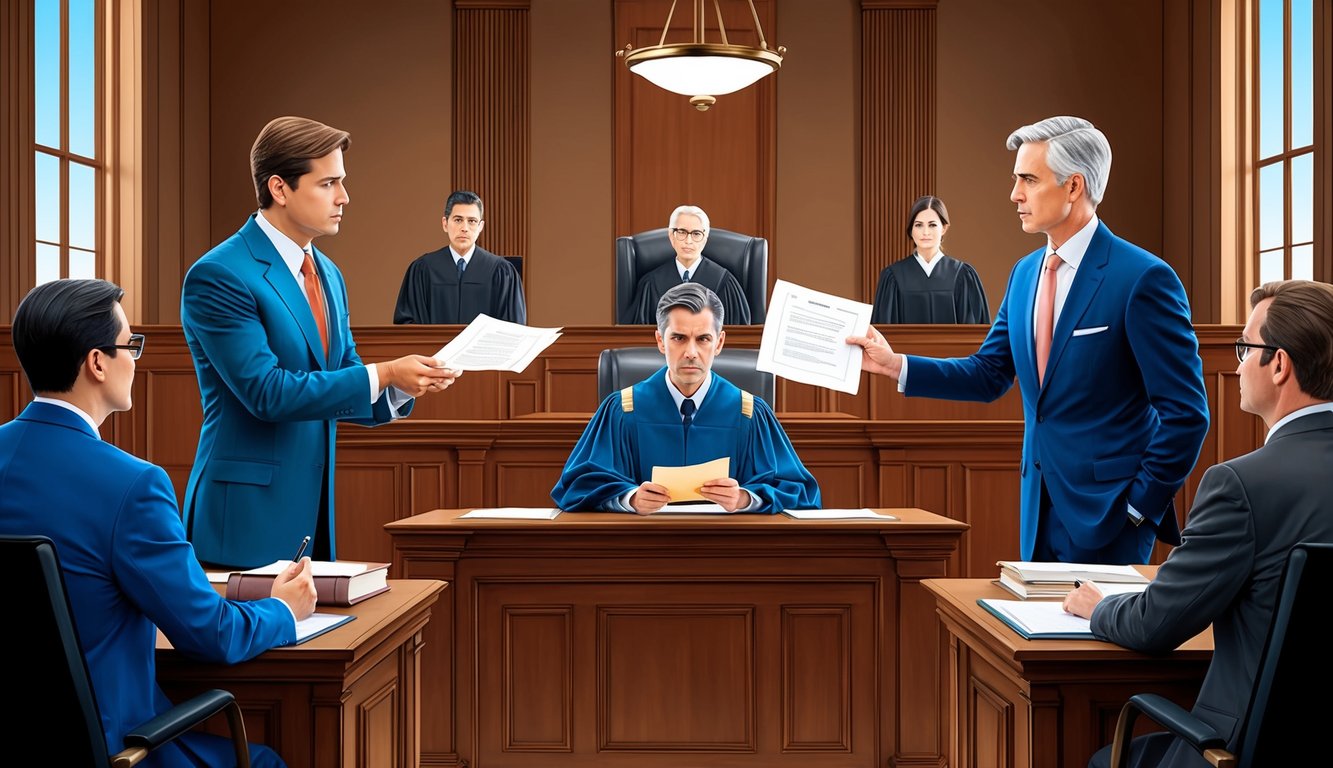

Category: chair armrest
[1111, 694, 1234, 768]
[120, 689, 249, 767]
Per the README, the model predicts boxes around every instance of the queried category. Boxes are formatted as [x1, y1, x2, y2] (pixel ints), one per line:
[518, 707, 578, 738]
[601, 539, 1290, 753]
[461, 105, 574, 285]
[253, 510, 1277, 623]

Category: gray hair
[1006, 116, 1112, 207]
[656, 282, 724, 336]
[667, 204, 711, 233]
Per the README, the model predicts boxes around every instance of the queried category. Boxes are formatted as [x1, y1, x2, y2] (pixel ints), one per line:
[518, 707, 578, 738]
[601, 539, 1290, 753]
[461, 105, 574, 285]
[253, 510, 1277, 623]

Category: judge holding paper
[552, 283, 820, 515]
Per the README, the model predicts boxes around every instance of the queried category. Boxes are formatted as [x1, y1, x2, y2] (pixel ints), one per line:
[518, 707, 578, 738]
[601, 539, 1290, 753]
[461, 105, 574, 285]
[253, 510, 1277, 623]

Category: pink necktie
[1035, 252, 1062, 386]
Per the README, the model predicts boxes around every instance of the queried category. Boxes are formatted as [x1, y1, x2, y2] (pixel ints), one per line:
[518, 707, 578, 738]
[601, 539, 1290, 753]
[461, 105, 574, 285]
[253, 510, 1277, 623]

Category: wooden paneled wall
[0, 324, 1259, 581]
[453, 0, 530, 263]
[861, 0, 937, 302]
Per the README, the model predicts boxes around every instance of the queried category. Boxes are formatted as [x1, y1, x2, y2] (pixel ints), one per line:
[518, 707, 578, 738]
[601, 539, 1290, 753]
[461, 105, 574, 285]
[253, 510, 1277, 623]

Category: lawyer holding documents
[1, 279, 317, 767]
[552, 283, 820, 514]
[1066, 280, 1333, 768]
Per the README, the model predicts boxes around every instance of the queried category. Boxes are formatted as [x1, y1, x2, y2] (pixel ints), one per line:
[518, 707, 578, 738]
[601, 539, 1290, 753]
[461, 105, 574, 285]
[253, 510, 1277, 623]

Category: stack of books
[995, 560, 1149, 599]
[226, 560, 391, 606]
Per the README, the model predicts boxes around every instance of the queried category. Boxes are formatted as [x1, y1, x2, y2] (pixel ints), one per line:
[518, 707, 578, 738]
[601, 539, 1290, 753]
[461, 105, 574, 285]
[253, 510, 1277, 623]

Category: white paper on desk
[783, 508, 896, 520]
[757, 280, 872, 395]
[652, 457, 730, 501]
[294, 612, 354, 643]
[981, 598, 1093, 636]
[462, 507, 562, 519]
[204, 570, 234, 584]
[433, 314, 562, 373]
[658, 502, 730, 514]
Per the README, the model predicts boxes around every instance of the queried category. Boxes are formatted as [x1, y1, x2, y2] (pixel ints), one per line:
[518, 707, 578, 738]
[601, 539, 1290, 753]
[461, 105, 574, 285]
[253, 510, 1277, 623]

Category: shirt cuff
[367, 363, 381, 402]
[616, 490, 637, 512]
[897, 355, 909, 393]
[737, 488, 761, 512]
[275, 596, 298, 625]
[1128, 503, 1144, 523]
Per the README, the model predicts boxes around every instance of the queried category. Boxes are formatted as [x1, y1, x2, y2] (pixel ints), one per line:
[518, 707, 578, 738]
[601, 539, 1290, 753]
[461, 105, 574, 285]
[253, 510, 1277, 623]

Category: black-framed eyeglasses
[101, 333, 146, 361]
[670, 227, 707, 243]
[1235, 338, 1279, 364]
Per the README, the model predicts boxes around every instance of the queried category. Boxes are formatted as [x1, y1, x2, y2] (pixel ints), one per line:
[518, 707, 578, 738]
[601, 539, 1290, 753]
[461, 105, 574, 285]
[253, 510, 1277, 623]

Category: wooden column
[860, 0, 937, 302]
[1, 0, 35, 321]
[453, 0, 530, 265]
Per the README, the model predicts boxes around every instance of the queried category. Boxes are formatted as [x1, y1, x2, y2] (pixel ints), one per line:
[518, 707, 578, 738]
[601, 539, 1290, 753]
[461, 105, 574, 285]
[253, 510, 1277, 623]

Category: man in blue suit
[849, 116, 1209, 564]
[181, 116, 459, 568]
[1, 279, 318, 767]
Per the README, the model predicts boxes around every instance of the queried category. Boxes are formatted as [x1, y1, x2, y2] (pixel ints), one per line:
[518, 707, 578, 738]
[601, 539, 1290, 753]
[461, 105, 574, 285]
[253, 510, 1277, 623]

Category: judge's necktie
[682, 269, 691, 282]
[680, 398, 696, 430]
[457, 257, 467, 274]
[300, 249, 329, 356]
[1034, 251, 1062, 386]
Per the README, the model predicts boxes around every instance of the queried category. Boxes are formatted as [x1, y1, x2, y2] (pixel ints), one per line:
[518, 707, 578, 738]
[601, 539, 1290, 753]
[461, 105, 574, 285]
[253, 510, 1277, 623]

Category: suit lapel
[1041, 222, 1110, 392]
[243, 219, 328, 369]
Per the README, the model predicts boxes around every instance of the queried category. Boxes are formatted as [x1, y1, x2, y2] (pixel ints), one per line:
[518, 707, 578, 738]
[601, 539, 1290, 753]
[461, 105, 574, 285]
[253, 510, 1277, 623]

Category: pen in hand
[292, 535, 311, 562]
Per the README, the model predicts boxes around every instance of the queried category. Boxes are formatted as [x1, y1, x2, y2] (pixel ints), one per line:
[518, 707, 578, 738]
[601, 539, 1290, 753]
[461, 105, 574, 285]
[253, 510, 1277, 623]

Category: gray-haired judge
[849, 115, 1208, 566]
[627, 205, 752, 325]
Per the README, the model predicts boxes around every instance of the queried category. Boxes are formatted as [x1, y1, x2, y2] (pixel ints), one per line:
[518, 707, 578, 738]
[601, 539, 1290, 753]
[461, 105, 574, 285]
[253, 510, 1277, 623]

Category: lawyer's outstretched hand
[377, 355, 460, 397]
[846, 325, 904, 380]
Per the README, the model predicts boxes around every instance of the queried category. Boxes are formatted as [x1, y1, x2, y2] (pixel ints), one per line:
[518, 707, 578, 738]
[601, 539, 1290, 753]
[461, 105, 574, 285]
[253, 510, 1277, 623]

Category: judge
[552, 283, 820, 514]
[627, 205, 752, 325]
[394, 189, 527, 325]
[871, 195, 990, 324]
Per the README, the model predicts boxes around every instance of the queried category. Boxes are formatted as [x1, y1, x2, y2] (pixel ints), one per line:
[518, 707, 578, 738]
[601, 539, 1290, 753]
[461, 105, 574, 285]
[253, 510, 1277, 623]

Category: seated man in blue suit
[552, 283, 820, 514]
[181, 116, 460, 568]
[0, 279, 318, 767]
[849, 116, 1209, 564]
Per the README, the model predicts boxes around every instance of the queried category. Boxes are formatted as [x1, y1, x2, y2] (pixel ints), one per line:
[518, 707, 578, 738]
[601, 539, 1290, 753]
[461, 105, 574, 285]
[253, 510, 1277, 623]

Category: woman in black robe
[871, 195, 989, 324]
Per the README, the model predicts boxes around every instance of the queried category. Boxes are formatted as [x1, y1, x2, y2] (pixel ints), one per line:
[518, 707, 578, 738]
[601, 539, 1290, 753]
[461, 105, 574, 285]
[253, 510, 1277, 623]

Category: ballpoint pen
[292, 535, 311, 562]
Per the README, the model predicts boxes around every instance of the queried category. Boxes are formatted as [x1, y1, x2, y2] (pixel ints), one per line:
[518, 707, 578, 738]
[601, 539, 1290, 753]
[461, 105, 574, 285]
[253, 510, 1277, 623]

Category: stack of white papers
[461, 508, 562, 520]
[978, 598, 1094, 639]
[783, 509, 896, 520]
[434, 314, 561, 373]
[757, 280, 873, 395]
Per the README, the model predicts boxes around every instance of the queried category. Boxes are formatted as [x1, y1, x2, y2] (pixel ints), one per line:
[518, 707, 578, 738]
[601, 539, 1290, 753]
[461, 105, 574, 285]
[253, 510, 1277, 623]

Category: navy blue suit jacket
[0, 402, 294, 763]
[904, 222, 1209, 561]
[181, 215, 411, 567]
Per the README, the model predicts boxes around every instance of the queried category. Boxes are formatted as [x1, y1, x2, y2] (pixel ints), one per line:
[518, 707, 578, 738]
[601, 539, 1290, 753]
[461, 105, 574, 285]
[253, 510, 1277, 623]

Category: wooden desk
[922, 577, 1213, 768]
[388, 508, 966, 768]
[157, 579, 446, 768]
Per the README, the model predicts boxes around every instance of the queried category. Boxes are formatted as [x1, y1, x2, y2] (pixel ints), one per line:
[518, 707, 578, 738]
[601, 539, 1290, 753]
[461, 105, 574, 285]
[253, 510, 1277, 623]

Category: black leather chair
[615, 227, 768, 324]
[596, 347, 774, 407]
[1107, 541, 1333, 768]
[0, 535, 252, 768]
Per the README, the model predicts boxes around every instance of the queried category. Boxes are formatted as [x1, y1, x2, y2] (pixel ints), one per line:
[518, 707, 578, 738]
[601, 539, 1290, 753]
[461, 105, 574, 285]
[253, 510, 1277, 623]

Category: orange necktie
[300, 249, 329, 355]
[1034, 251, 1062, 386]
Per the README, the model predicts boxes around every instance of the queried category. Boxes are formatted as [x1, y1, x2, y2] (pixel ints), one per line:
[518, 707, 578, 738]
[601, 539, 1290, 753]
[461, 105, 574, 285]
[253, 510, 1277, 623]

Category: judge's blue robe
[551, 368, 821, 512]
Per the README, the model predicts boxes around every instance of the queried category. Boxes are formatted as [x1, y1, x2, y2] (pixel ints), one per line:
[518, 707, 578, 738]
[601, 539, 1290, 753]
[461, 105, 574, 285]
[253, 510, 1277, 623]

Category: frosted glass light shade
[627, 47, 780, 96]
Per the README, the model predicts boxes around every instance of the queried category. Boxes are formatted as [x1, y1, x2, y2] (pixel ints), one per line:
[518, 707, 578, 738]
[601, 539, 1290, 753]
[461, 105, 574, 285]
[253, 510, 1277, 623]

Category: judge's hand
[378, 355, 459, 397]
[629, 482, 671, 515]
[698, 477, 747, 512]
[1061, 581, 1105, 620]
[845, 326, 904, 380]
[271, 556, 317, 621]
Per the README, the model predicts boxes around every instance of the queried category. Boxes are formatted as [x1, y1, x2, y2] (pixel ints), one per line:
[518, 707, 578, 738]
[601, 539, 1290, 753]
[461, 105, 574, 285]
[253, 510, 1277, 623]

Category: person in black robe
[628, 205, 752, 325]
[393, 190, 527, 325]
[871, 195, 989, 324]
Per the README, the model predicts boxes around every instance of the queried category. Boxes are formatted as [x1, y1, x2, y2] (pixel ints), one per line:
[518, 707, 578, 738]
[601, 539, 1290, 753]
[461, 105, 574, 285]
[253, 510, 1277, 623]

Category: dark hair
[656, 282, 725, 336]
[251, 116, 351, 209]
[1249, 280, 1333, 399]
[444, 190, 485, 220]
[12, 279, 125, 393]
[906, 195, 950, 240]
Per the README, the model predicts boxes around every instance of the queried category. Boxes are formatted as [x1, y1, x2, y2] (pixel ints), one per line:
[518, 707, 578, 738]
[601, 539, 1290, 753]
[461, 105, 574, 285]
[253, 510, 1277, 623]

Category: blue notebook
[978, 598, 1095, 640]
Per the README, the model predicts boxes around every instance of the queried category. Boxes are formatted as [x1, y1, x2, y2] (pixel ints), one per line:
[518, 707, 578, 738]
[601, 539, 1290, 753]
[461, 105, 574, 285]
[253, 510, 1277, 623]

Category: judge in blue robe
[552, 283, 820, 514]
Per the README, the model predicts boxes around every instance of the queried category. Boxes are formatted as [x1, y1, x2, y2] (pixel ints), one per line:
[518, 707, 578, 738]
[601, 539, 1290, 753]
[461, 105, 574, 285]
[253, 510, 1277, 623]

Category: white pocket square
[1072, 326, 1109, 337]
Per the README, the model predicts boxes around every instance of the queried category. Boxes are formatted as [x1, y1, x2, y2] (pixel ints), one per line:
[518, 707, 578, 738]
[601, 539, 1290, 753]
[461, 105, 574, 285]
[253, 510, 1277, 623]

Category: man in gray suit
[1064, 279, 1333, 768]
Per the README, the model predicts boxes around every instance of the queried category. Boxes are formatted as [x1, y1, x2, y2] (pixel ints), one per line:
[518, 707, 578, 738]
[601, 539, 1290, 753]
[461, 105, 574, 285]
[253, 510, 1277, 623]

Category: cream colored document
[651, 457, 731, 502]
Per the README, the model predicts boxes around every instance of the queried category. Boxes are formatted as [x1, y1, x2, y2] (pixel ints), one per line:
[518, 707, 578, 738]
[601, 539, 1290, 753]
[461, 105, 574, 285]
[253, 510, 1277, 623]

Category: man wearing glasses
[1066, 280, 1333, 768]
[627, 205, 753, 325]
[1, 279, 317, 767]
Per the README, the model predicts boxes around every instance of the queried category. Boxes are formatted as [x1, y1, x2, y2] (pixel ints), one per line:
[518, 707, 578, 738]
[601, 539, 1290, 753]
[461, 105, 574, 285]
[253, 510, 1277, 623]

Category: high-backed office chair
[1107, 541, 1332, 768]
[0, 535, 252, 768]
[596, 347, 774, 407]
[615, 227, 768, 324]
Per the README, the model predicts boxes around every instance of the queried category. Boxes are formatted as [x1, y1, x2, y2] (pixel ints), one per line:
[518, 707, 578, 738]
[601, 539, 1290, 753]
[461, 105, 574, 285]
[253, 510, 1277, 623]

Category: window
[34, 0, 102, 285]
[1253, 0, 1316, 284]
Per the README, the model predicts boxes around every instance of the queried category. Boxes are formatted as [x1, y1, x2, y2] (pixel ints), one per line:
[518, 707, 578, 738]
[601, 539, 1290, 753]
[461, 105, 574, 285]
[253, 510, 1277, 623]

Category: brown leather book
[226, 561, 391, 606]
